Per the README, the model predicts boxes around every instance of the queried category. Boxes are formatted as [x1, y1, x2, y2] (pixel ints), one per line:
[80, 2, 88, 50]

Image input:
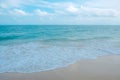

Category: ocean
[0, 25, 120, 73]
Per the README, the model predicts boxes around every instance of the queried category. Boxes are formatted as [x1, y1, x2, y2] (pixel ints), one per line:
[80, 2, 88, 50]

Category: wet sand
[0, 55, 120, 80]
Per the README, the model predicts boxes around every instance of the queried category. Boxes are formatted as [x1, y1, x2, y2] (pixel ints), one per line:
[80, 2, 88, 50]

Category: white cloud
[0, 0, 23, 9]
[51, 2, 81, 16]
[80, 6, 119, 17]
[83, 0, 120, 9]
[34, 9, 48, 16]
[81, 0, 120, 17]
[0, 1, 79, 16]
[10, 9, 28, 16]
[1, 0, 120, 22]
[48, 1, 120, 17]
[66, 4, 79, 13]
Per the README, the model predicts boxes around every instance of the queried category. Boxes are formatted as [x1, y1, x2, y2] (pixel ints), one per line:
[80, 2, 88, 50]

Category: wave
[0, 39, 120, 73]
[0, 35, 21, 41]
[0, 25, 120, 73]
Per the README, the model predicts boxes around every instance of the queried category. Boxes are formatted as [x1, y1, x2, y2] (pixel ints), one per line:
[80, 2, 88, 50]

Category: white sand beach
[0, 55, 120, 80]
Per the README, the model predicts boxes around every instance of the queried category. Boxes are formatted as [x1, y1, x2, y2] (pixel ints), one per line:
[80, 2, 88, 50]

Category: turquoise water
[0, 25, 120, 73]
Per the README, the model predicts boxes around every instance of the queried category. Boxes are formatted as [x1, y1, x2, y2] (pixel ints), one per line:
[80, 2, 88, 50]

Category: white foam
[0, 40, 120, 73]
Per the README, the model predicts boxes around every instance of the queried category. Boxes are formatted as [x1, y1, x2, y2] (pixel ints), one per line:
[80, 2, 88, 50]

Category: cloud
[0, 0, 23, 9]
[1, 0, 120, 24]
[10, 9, 28, 16]
[0, 0, 120, 17]
[80, 6, 119, 17]
[34, 9, 49, 16]
[0, 0, 81, 17]
[75, 0, 120, 17]
[44, 1, 120, 17]
[83, 0, 120, 9]
[66, 4, 79, 13]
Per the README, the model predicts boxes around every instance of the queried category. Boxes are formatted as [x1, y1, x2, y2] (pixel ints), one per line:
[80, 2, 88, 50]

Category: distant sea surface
[0, 25, 120, 73]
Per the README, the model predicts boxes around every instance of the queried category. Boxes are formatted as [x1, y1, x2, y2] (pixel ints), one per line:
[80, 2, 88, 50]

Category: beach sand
[0, 55, 120, 80]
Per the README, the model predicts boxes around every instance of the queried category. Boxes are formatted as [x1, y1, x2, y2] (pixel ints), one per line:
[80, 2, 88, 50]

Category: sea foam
[0, 40, 120, 73]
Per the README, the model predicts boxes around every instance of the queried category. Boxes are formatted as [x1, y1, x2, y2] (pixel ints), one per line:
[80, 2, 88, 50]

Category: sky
[0, 0, 120, 25]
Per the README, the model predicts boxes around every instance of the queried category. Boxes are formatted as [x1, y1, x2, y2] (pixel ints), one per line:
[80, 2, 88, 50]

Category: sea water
[0, 25, 120, 73]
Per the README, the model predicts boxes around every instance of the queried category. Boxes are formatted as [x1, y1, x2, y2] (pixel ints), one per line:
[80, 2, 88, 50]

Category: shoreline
[0, 55, 120, 80]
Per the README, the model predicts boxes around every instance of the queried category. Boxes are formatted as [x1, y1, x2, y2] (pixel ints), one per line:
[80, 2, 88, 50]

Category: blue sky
[0, 0, 120, 25]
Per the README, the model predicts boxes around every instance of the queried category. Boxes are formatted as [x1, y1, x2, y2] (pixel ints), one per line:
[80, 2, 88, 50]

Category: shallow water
[0, 25, 120, 73]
